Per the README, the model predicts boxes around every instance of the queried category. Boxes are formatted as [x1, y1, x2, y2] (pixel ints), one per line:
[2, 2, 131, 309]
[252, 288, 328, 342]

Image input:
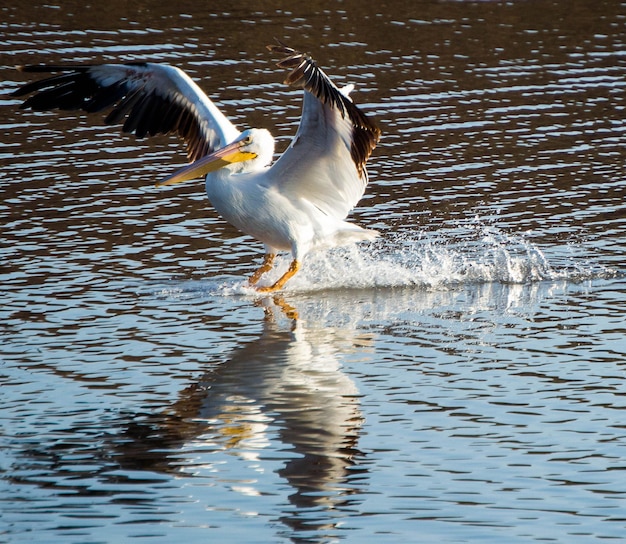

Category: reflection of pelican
[13, 42, 381, 292]
[115, 296, 368, 534]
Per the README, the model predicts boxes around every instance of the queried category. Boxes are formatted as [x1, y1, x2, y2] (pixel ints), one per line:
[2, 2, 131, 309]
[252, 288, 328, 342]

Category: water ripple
[2, 1, 626, 542]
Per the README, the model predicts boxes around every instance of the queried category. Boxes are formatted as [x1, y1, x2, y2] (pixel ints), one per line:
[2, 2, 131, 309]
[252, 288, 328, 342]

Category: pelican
[12, 42, 381, 292]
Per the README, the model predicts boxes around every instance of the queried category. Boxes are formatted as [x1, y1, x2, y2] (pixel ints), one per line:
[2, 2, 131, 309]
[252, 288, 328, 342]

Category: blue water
[2, 1, 625, 542]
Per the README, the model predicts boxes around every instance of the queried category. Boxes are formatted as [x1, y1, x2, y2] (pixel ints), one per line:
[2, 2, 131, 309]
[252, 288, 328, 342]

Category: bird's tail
[334, 223, 379, 247]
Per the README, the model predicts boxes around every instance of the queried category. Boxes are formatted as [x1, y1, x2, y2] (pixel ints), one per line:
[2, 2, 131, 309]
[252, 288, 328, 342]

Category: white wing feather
[266, 44, 380, 220]
[269, 90, 366, 219]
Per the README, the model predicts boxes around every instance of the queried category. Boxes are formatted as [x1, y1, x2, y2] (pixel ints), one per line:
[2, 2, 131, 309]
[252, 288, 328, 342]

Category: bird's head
[234, 128, 275, 170]
[157, 128, 274, 186]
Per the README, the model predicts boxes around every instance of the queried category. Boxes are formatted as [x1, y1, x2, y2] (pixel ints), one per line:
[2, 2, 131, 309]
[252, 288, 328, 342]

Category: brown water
[2, 1, 625, 542]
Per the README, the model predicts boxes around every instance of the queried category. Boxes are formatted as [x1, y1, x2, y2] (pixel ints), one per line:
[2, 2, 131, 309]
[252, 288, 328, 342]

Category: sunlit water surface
[2, 1, 625, 543]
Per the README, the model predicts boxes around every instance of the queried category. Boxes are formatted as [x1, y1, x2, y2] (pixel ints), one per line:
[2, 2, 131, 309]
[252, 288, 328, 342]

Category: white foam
[153, 225, 619, 298]
[263, 228, 567, 293]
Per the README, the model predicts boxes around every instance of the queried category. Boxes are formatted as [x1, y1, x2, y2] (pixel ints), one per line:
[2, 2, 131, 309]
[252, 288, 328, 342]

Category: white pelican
[12, 42, 381, 292]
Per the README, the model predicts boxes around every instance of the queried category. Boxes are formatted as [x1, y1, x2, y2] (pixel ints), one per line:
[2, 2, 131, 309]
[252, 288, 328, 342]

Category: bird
[12, 41, 381, 292]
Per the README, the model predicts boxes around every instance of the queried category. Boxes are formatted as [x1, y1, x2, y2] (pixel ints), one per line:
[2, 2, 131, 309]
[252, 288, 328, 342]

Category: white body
[15, 44, 381, 290]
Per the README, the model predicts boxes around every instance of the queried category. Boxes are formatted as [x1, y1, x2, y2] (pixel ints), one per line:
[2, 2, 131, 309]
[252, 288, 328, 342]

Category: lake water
[1, 1, 625, 542]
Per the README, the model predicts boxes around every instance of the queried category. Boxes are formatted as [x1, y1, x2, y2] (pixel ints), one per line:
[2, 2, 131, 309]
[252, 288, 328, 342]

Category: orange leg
[248, 253, 276, 285]
[256, 259, 301, 293]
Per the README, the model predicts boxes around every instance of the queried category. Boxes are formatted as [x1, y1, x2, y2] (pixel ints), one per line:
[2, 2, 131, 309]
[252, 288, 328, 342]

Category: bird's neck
[205, 170, 246, 219]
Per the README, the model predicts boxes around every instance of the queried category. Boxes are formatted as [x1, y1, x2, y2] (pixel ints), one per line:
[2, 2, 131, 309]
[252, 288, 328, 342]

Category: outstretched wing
[12, 62, 240, 161]
[266, 42, 381, 219]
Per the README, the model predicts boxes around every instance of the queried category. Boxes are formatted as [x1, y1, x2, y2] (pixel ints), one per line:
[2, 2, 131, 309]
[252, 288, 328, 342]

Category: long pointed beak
[156, 141, 257, 187]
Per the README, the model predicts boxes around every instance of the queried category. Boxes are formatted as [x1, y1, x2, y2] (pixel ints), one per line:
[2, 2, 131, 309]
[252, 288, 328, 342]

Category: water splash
[277, 227, 577, 292]
[153, 224, 619, 298]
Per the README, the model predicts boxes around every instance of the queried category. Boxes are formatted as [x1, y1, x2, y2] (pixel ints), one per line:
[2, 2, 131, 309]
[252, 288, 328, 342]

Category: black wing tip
[13, 62, 212, 162]
[266, 38, 295, 56]
[11, 65, 92, 97]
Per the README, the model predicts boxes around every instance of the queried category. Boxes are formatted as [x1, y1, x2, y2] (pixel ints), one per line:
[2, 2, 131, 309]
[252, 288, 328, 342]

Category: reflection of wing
[12, 63, 240, 161]
[267, 43, 381, 219]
